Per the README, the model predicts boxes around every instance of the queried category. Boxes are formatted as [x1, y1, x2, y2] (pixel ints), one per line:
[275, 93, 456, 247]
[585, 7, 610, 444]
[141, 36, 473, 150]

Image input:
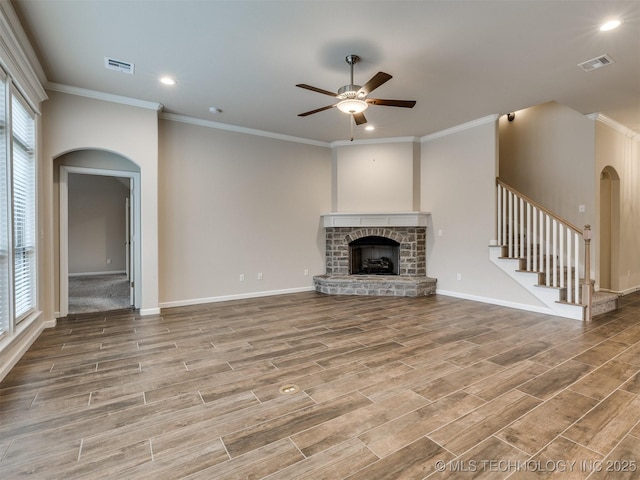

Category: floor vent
[279, 384, 300, 395]
[105, 57, 135, 74]
[577, 54, 614, 72]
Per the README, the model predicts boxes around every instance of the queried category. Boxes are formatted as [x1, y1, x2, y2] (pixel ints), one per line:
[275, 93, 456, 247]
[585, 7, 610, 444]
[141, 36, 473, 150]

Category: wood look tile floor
[2, 291, 640, 479]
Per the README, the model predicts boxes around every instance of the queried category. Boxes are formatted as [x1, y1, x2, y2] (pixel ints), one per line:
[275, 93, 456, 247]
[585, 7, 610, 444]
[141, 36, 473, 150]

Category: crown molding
[330, 136, 419, 148]
[588, 113, 640, 141]
[160, 112, 330, 148]
[46, 82, 164, 111]
[421, 114, 499, 143]
[0, 0, 47, 111]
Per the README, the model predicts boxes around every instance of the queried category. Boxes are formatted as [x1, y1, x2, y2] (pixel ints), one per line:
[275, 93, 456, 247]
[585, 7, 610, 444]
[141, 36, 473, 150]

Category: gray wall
[498, 101, 595, 230]
[499, 101, 640, 294]
[157, 119, 332, 306]
[68, 173, 129, 275]
[421, 120, 544, 306]
[595, 121, 640, 293]
[42, 90, 159, 315]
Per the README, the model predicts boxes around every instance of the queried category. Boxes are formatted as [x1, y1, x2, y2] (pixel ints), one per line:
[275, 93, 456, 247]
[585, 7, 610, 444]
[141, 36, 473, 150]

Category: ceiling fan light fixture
[337, 99, 368, 114]
[296, 54, 414, 120]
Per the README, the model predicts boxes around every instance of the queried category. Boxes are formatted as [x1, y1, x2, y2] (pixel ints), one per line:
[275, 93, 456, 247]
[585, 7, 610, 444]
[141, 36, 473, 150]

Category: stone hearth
[314, 274, 436, 297]
[314, 213, 437, 297]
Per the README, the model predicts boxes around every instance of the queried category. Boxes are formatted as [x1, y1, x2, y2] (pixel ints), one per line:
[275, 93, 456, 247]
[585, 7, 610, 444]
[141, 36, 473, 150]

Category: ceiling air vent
[577, 54, 615, 72]
[104, 57, 135, 74]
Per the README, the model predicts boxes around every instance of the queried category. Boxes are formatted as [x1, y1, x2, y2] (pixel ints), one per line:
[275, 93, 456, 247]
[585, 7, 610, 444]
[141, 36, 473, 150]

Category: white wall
[41, 90, 159, 315]
[157, 119, 332, 306]
[334, 140, 418, 212]
[68, 174, 129, 274]
[499, 101, 595, 230]
[422, 119, 545, 307]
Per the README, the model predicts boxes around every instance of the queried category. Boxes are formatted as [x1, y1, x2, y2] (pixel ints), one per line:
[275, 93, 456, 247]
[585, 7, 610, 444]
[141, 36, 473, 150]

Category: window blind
[11, 93, 35, 322]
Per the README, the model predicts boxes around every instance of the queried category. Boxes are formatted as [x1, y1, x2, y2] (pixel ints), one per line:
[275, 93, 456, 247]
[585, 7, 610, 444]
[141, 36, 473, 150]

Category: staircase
[490, 179, 619, 321]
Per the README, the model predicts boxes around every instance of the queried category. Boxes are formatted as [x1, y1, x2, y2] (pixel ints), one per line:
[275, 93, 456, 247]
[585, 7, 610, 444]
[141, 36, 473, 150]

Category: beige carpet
[68, 273, 131, 315]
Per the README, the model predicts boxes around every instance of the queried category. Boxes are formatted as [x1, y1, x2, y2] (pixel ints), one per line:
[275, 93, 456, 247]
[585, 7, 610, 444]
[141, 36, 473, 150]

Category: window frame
[0, 70, 38, 340]
[0, 68, 9, 338]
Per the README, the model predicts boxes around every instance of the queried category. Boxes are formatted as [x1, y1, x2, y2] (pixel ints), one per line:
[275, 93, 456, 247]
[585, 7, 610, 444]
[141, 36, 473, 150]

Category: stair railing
[496, 178, 592, 317]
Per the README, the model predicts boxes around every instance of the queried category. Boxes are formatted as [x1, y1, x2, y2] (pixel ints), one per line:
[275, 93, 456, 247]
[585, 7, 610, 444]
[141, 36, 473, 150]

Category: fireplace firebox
[349, 236, 399, 275]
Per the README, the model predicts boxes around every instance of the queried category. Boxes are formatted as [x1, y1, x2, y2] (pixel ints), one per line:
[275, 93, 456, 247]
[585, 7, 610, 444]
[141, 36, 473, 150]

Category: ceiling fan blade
[353, 112, 367, 125]
[367, 98, 416, 108]
[358, 72, 392, 95]
[296, 84, 338, 97]
[298, 104, 337, 117]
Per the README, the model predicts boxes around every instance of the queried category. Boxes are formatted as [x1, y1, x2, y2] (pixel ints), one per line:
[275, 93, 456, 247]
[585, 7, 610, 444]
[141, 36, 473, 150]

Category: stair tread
[490, 240, 620, 320]
[592, 291, 620, 302]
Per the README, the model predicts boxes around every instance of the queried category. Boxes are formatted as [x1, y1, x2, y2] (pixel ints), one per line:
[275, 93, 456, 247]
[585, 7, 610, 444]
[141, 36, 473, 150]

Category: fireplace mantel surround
[321, 212, 429, 228]
[314, 212, 437, 297]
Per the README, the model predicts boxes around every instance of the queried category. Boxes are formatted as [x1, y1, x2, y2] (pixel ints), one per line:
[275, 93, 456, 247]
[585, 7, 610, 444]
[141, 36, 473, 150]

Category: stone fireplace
[314, 213, 437, 297]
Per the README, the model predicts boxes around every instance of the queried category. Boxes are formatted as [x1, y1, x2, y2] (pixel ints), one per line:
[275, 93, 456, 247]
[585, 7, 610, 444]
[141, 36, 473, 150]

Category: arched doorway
[57, 150, 142, 316]
[599, 166, 620, 291]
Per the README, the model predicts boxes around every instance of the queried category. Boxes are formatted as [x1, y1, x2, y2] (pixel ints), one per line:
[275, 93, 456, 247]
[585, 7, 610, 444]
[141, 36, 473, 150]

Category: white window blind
[11, 93, 35, 322]
[0, 75, 8, 335]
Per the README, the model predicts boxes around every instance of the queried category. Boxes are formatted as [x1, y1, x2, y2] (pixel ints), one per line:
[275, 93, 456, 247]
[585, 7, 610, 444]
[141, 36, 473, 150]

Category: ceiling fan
[296, 54, 416, 125]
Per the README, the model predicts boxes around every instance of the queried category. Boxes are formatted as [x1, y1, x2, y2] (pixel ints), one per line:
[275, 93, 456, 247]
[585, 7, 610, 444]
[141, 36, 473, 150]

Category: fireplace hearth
[314, 213, 436, 297]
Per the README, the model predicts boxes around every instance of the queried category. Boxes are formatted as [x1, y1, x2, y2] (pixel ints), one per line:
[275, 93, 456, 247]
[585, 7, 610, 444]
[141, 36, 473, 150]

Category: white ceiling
[12, 0, 640, 143]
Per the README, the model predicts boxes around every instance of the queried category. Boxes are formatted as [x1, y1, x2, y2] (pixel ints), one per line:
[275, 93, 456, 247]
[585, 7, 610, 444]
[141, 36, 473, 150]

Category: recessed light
[160, 76, 176, 86]
[600, 19, 622, 31]
[365, 125, 375, 131]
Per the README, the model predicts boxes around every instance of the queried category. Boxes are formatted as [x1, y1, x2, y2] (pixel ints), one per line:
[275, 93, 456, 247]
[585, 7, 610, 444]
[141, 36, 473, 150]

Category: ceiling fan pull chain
[350, 115, 354, 142]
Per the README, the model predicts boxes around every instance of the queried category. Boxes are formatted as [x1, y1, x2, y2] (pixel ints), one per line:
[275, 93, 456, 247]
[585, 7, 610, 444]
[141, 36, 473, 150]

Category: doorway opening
[599, 166, 620, 292]
[59, 164, 141, 317]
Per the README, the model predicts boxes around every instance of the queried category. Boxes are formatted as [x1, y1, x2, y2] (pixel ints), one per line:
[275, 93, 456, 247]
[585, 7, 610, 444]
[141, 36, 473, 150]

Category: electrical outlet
[106, 258, 112, 265]
[304, 269, 309, 276]
[257, 272, 263, 280]
[239, 274, 244, 282]
[456, 273, 462, 281]
[579, 205, 586, 213]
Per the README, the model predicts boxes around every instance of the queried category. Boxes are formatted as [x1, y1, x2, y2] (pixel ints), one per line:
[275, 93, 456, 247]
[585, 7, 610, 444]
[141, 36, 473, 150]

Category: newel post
[582, 225, 592, 321]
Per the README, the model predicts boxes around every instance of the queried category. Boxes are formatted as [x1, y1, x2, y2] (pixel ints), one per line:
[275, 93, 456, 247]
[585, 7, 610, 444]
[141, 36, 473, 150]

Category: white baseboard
[159, 286, 315, 310]
[596, 286, 640, 296]
[139, 307, 161, 316]
[69, 271, 127, 277]
[43, 319, 57, 328]
[619, 286, 640, 296]
[436, 289, 555, 316]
